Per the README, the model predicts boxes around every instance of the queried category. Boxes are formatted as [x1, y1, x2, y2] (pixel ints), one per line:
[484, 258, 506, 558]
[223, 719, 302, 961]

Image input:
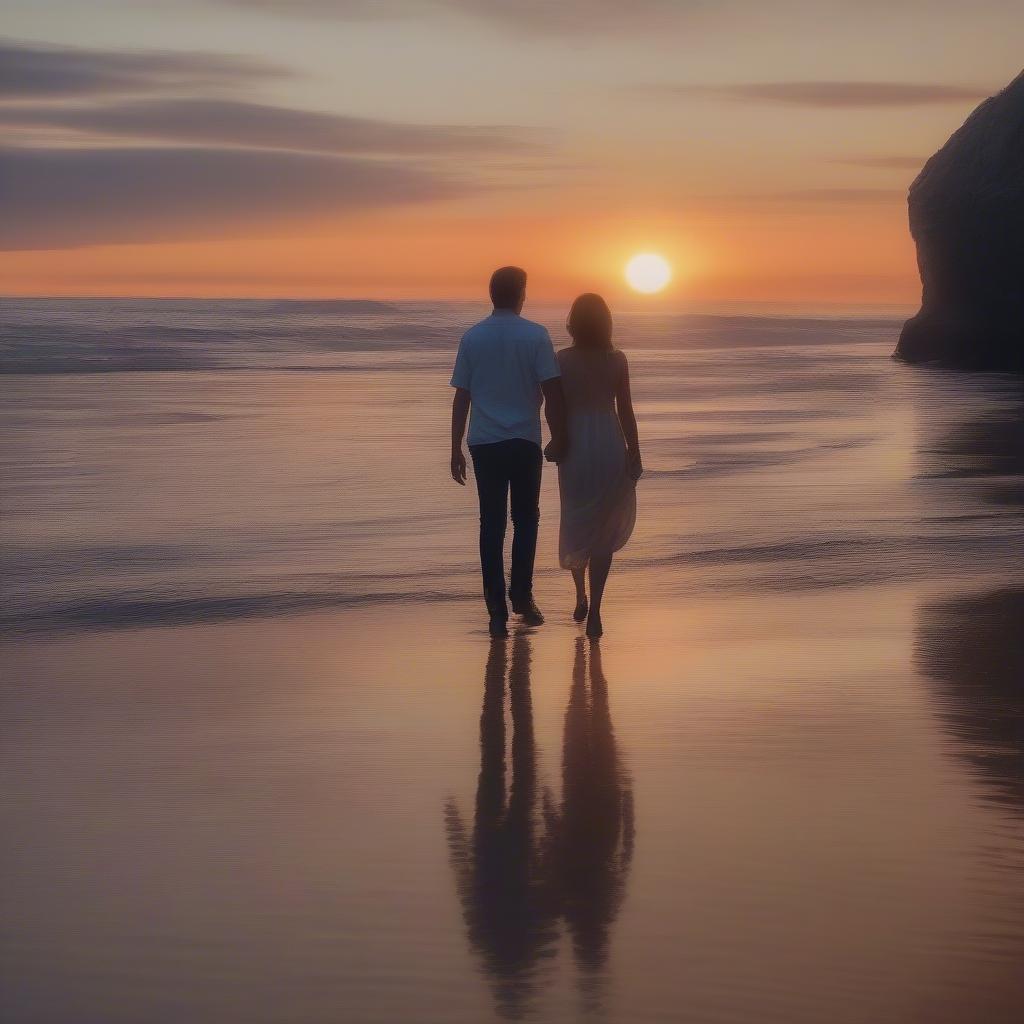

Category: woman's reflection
[551, 640, 635, 980]
[445, 636, 634, 1019]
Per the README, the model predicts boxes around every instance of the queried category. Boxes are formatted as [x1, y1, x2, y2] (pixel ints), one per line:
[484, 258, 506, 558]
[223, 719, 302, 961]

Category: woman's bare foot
[586, 610, 603, 638]
[573, 597, 589, 622]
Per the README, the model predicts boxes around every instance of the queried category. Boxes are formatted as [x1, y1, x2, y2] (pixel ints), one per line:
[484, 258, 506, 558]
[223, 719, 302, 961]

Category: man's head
[489, 266, 527, 313]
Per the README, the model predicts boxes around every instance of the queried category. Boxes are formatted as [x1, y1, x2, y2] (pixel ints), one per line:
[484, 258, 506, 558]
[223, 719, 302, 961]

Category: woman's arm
[615, 355, 643, 481]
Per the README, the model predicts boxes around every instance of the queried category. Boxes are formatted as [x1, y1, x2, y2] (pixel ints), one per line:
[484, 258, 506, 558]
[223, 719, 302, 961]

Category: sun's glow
[625, 252, 672, 294]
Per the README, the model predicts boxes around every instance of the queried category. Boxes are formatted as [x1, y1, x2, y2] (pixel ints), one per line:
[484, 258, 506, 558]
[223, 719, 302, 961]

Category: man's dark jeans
[469, 438, 543, 620]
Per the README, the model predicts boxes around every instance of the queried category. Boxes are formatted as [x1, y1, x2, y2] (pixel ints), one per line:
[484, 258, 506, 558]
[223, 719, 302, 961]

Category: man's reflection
[445, 636, 634, 1019]
[444, 637, 558, 1019]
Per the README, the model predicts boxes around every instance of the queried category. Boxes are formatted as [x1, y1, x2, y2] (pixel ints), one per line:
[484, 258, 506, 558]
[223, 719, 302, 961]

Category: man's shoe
[510, 596, 545, 626]
[488, 615, 509, 638]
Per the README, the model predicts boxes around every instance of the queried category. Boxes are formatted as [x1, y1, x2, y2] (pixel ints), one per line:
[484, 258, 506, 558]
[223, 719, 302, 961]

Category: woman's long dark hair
[567, 293, 613, 352]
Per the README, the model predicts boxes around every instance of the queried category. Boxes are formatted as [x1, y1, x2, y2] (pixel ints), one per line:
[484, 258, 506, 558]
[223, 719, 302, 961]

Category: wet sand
[4, 582, 1024, 1023]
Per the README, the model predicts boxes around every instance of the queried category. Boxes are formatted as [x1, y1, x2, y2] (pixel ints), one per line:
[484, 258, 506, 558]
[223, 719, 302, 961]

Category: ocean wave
[0, 298, 900, 374]
[0, 588, 473, 637]
[644, 435, 876, 479]
[6, 525, 1023, 638]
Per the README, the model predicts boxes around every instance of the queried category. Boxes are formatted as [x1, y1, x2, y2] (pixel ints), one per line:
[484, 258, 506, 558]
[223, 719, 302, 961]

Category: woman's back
[557, 347, 625, 415]
[556, 345, 634, 573]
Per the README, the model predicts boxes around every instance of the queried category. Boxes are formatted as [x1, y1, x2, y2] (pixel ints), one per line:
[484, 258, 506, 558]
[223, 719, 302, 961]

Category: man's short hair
[489, 266, 527, 310]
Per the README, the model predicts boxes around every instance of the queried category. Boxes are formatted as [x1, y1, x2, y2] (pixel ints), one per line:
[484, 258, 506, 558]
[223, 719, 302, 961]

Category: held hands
[451, 448, 467, 485]
[544, 436, 568, 464]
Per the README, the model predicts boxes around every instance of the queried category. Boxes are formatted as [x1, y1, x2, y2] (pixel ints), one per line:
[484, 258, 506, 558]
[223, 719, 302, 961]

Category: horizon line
[0, 293, 916, 317]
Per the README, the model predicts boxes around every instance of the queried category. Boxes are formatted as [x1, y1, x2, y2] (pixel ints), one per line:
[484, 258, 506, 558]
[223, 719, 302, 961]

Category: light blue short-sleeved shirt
[450, 310, 561, 447]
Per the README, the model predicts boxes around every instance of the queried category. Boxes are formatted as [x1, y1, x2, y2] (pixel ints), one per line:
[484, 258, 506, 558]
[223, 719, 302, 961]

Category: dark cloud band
[219, 0, 685, 33]
[726, 188, 905, 203]
[646, 81, 991, 108]
[0, 98, 533, 156]
[833, 156, 924, 169]
[0, 146, 460, 250]
[0, 37, 287, 100]
[217, 0, 1022, 36]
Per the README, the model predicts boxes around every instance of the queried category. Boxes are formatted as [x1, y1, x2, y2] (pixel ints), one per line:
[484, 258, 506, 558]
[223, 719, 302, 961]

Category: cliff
[896, 70, 1024, 369]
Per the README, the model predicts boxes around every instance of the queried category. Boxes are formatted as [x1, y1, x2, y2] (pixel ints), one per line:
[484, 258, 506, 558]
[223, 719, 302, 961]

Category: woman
[557, 294, 642, 638]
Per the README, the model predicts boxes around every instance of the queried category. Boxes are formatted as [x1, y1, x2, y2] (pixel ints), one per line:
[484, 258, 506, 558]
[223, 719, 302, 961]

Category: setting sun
[625, 253, 672, 294]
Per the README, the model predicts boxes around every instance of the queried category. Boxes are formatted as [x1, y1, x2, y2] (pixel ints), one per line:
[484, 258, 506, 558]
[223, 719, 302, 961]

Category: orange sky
[0, 203, 918, 307]
[2, 2, 1020, 306]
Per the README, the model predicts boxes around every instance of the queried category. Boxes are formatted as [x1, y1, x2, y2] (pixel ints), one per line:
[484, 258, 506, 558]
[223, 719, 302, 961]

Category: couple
[450, 266, 643, 639]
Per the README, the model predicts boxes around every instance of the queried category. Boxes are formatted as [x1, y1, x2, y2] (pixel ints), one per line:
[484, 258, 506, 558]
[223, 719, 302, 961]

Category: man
[450, 266, 568, 638]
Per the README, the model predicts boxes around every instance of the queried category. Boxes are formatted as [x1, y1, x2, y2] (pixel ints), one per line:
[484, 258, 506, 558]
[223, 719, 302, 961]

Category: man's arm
[541, 378, 568, 464]
[451, 387, 471, 484]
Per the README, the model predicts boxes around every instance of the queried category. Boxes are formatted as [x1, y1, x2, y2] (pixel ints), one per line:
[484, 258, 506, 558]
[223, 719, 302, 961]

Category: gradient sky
[1, 0, 1021, 305]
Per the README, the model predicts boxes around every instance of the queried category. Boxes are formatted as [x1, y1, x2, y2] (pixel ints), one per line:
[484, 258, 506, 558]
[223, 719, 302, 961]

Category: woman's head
[567, 293, 613, 351]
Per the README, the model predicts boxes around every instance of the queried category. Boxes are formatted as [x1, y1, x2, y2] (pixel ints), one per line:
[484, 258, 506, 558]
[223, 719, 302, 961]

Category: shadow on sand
[444, 636, 634, 1019]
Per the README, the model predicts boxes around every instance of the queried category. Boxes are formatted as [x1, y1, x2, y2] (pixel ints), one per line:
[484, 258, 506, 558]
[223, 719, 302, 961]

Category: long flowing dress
[557, 347, 637, 569]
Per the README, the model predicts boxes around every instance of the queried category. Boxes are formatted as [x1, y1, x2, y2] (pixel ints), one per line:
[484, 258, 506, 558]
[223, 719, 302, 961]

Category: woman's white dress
[557, 347, 637, 569]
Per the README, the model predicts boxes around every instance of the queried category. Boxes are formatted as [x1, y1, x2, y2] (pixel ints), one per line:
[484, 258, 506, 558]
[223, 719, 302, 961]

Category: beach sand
[4, 584, 1024, 1023]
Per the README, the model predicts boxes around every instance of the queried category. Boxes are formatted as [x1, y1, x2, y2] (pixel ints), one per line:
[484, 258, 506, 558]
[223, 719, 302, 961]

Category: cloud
[646, 81, 991, 108]
[216, 0, 1023, 36]
[0, 37, 287, 99]
[702, 188, 905, 207]
[0, 38, 538, 250]
[832, 156, 924, 170]
[730, 188, 906, 203]
[0, 146, 461, 249]
[218, 0, 687, 33]
[0, 98, 535, 156]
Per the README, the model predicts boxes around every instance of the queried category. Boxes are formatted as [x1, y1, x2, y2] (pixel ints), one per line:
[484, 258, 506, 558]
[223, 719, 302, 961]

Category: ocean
[5, 297, 1022, 634]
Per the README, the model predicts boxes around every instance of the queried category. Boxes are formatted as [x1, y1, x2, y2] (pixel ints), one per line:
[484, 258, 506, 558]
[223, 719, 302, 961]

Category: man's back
[450, 310, 560, 447]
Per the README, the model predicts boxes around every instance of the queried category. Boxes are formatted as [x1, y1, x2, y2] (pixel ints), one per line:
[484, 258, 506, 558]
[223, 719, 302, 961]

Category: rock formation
[896, 70, 1024, 369]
